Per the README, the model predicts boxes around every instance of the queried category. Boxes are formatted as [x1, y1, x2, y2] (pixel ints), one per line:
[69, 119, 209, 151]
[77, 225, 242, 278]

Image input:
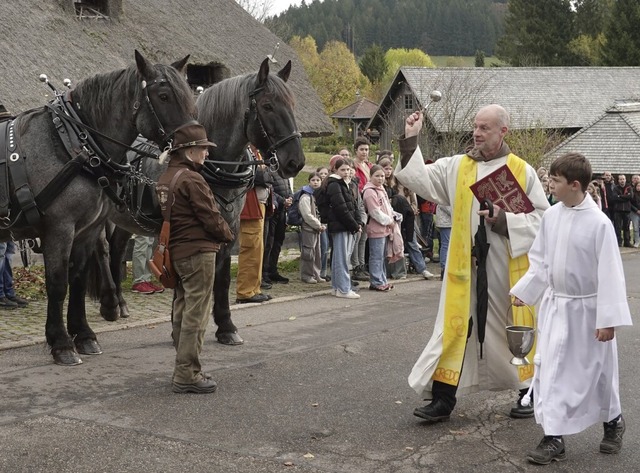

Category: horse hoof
[216, 332, 244, 346]
[119, 305, 130, 319]
[53, 350, 83, 366]
[75, 339, 103, 355]
[100, 306, 120, 322]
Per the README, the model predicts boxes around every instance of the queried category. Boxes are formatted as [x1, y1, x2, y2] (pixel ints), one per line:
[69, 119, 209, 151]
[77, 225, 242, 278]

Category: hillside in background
[266, 0, 507, 57]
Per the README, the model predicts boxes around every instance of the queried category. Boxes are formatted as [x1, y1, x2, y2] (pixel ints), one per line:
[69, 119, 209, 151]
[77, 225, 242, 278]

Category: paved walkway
[0, 291, 175, 350]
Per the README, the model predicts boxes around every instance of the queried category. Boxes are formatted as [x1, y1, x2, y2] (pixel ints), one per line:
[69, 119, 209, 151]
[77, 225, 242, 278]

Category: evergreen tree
[359, 44, 388, 84]
[475, 50, 486, 67]
[496, 0, 578, 66]
[574, 0, 613, 37]
[267, 0, 505, 57]
[601, 0, 640, 66]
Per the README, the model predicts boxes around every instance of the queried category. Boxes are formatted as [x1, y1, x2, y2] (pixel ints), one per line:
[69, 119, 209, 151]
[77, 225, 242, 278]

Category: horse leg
[42, 235, 82, 366]
[96, 229, 120, 321]
[68, 246, 102, 356]
[109, 227, 133, 319]
[213, 248, 243, 345]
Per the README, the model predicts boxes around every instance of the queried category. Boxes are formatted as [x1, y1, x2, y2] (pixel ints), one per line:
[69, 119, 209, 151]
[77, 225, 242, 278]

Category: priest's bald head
[472, 104, 510, 160]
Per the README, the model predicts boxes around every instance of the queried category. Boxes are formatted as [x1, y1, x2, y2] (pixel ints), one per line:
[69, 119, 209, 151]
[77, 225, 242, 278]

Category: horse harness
[0, 82, 164, 232]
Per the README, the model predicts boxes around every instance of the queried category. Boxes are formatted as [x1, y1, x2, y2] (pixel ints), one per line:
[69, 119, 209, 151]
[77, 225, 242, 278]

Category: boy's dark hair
[549, 152, 592, 192]
[354, 137, 370, 150]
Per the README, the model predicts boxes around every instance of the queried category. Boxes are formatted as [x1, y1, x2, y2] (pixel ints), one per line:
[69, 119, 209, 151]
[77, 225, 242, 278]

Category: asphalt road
[1, 251, 639, 472]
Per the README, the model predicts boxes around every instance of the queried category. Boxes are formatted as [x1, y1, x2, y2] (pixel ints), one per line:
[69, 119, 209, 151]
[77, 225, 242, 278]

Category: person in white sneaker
[324, 157, 362, 299]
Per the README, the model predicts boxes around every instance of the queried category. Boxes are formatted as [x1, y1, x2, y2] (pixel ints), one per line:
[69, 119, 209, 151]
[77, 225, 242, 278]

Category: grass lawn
[293, 151, 335, 191]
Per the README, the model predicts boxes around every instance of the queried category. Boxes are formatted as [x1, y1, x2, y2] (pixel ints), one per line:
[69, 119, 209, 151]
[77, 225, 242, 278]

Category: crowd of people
[537, 167, 640, 248]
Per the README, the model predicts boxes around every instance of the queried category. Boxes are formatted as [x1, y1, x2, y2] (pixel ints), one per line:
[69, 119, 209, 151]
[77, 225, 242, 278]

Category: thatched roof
[370, 67, 640, 133]
[544, 101, 640, 175]
[0, 0, 332, 136]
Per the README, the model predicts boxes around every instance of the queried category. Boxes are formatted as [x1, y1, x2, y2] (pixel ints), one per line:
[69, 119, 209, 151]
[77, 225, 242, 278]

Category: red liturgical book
[469, 165, 534, 213]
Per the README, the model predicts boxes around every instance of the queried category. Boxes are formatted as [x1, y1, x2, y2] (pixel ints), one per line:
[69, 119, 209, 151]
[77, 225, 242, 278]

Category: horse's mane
[72, 63, 194, 126]
[196, 71, 295, 132]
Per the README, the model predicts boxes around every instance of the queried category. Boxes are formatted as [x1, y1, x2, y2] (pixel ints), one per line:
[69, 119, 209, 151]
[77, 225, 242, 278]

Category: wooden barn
[0, 0, 332, 136]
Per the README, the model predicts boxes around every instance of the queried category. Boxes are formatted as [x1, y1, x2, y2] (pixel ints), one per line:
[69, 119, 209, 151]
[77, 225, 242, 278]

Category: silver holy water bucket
[505, 305, 535, 365]
[505, 325, 535, 365]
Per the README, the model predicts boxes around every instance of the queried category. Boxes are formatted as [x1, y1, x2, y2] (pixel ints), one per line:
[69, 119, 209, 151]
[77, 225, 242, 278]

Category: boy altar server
[511, 152, 632, 465]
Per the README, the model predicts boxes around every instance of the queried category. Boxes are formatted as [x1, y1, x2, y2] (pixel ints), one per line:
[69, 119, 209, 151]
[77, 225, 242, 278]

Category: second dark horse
[94, 58, 305, 344]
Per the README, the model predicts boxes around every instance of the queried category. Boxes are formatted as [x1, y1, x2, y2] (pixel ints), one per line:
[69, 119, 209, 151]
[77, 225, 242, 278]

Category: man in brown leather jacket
[156, 122, 234, 394]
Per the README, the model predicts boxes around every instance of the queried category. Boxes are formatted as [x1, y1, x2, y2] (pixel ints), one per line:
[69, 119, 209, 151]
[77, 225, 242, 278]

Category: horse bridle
[132, 77, 172, 147]
[243, 85, 301, 173]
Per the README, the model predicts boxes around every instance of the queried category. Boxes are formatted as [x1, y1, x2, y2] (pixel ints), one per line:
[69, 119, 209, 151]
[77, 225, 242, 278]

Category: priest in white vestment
[510, 152, 631, 464]
[395, 105, 549, 423]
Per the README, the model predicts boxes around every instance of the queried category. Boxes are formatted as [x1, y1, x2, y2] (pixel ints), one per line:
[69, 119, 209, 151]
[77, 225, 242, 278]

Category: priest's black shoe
[413, 399, 452, 422]
[260, 281, 273, 290]
[510, 399, 534, 418]
[236, 293, 269, 304]
[216, 331, 244, 345]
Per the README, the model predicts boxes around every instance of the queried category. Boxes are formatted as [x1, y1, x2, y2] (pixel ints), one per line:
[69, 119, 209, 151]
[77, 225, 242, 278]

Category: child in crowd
[299, 172, 326, 284]
[435, 204, 451, 279]
[316, 166, 331, 280]
[325, 157, 363, 299]
[348, 159, 368, 282]
[510, 152, 632, 465]
[587, 180, 602, 210]
[362, 165, 395, 291]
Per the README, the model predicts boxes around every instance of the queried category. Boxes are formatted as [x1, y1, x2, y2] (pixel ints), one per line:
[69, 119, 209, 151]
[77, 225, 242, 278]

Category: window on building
[187, 63, 230, 93]
[74, 0, 120, 20]
[404, 94, 414, 111]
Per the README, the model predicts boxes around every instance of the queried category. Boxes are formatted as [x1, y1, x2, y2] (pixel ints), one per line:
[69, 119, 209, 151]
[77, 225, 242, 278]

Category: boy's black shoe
[526, 436, 566, 465]
[600, 415, 625, 454]
[413, 398, 452, 423]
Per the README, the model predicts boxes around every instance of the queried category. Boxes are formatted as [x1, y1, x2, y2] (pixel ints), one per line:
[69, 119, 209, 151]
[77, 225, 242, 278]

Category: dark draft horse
[92, 58, 305, 344]
[0, 51, 197, 365]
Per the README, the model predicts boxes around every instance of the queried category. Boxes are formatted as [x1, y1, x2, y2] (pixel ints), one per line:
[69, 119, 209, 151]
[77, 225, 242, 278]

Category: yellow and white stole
[432, 154, 535, 386]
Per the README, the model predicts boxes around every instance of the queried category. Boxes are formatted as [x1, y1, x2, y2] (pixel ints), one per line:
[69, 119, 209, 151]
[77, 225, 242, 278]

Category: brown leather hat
[170, 121, 216, 152]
